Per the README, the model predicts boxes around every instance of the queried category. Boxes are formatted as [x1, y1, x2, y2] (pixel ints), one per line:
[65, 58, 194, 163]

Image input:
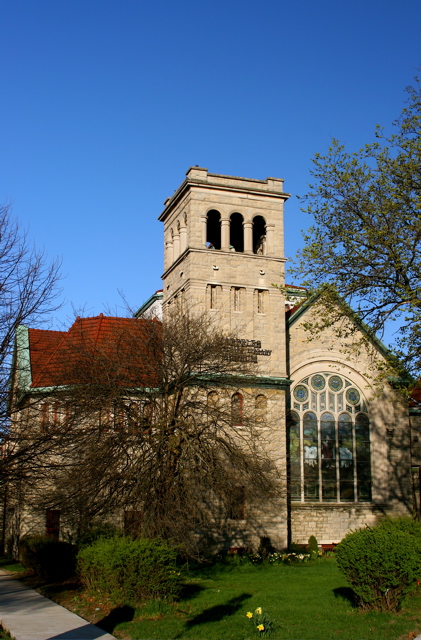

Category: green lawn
[0, 556, 25, 573]
[110, 558, 421, 640]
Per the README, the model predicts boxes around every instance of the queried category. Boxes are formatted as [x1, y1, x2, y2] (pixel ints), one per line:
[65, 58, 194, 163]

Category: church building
[149, 167, 413, 544]
[8, 167, 415, 551]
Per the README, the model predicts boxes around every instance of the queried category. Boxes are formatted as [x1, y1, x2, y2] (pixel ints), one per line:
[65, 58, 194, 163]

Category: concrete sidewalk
[0, 570, 116, 640]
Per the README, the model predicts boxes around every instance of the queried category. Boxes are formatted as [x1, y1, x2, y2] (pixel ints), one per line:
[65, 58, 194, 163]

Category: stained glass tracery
[288, 373, 371, 503]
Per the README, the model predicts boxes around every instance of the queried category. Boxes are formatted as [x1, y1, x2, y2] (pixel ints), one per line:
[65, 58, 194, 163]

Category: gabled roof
[134, 290, 163, 319]
[19, 314, 160, 391]
[285, 291, 391, 359]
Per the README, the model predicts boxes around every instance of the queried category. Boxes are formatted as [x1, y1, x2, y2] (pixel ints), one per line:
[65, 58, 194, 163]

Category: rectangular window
[255, 289, 268, 314]
[113, 404, 126, 431]
[232, 287, 244, 312]
[228, 487, 245, 520]
[209, 284, 217, 309]
[99, 406, 111, 431]
[124, 510, 142, 537]
[46, 509, 60, 540]
[207, 284, 221, 310]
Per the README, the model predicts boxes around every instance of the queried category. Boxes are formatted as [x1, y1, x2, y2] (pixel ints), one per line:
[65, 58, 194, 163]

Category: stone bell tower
[159, 167, 291, 549]
[158, 167, 290, 380]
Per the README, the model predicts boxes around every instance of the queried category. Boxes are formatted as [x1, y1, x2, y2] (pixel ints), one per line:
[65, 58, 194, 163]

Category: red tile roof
[410, 386, 421, 408]
[28, 314, 160, 389]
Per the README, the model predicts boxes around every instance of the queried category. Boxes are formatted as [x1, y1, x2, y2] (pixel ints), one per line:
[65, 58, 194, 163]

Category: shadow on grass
[176, 592, 252, 637]
[333, 586, 358, 607]
[97, 605, 135, 632]
[0, 557, 19, 568]
[179, 582, 204, 601]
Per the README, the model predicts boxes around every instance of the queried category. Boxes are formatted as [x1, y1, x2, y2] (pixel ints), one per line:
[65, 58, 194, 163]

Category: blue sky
[1, 0, 420, 335]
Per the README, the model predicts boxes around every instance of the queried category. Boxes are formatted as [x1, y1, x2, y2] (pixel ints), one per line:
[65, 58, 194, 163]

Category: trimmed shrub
[376, 517, 421, 555]
[77, 537, 182, 604]
[19, 535, 77, 581]
[77, 523, 122, 548]
[336, 526, 420, 611]
[307, 535, 319, 559]
[257, 536, 276, 559]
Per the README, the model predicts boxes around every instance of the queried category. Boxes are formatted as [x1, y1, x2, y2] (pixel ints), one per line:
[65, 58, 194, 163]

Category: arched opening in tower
[206, 210, 221, 249]
[253, 216, 266, 254]
[230, 212, 244, 252]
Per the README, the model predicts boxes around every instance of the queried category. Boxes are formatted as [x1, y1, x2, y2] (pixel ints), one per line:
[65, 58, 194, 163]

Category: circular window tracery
[293, 384, 308, 402]
[329, 375, 343, 391]
[311, 374, 325, 391]
[346, 388, 360, 405]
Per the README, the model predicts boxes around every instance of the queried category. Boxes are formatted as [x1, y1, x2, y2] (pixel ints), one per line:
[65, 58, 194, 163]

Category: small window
[233, 288, 240, 311]
[228, 486, 245, 520]
[41, 403, 50, 430]
[207, 284, 221, 310]
[207, 391, 219, 414]
[126, 402, 141, 434]
[231, 392, 243, 426]
[46, 509, 60, 540]
[232, 287, 244, 312]
[255, 289, 267, 314]
[255, 394, 267, 423]
[99, 406, 111, 431]
[113, 404, 126, 431]
[141, 402, 153, 434]
[53, 403, 61, 431]
[124, 510, 142, 538]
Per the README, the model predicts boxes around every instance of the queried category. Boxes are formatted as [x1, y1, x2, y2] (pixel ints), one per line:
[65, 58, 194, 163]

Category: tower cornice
[159, 167, 291, 222]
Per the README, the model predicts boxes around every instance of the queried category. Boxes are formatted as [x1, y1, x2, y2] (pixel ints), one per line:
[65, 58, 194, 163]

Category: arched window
[207, 391, 219, 423]
[230, 213, 244, 252]
[253, 216, 266, 254]
[113, 403, 126, 431]
[126, 402, 140, 434]
[143, 402, 153, 425]
[206, 210, 221, 249]
[228, 486, 245, 520]
[208, 391, 219, 407]
[231, 392, 243, 426]
[288, 373, 371, 503]
[41, 402, 50, 430]
[255, 394, 267, 423]
[99, 405, 111, 431]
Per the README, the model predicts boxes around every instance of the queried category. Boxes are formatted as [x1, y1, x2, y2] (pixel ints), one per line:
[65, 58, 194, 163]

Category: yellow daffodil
[255, 607, 262, 615]
[246, 611, 253, 618]
[257, 624, 265, 631]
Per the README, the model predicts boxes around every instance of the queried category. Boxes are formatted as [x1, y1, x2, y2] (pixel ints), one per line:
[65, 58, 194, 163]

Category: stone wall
[290, 502, 407, 545]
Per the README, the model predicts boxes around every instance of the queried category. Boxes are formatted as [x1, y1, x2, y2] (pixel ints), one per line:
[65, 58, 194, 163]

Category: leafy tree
[290, 77, 421, 375]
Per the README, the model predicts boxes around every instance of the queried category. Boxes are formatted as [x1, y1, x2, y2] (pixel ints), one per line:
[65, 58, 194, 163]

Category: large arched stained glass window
[288, 373, 372, 503]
